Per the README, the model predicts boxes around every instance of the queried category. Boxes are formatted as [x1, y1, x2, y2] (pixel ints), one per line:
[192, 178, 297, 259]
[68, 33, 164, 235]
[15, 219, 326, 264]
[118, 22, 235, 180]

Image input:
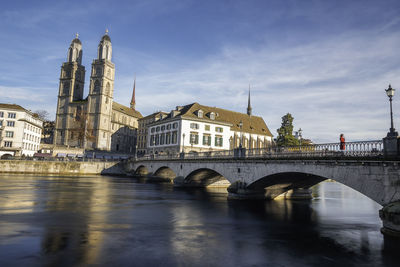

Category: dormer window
[197, 109, 203, 118]
[210, 112, 215, 120]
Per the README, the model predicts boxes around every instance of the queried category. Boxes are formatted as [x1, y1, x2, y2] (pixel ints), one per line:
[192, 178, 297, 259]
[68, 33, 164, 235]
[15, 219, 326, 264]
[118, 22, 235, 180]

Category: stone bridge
[124, 155, 400, 237]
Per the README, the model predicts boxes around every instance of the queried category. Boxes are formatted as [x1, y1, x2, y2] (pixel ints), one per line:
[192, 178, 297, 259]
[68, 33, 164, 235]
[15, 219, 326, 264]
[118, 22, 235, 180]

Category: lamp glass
[386, 87, 395, 97]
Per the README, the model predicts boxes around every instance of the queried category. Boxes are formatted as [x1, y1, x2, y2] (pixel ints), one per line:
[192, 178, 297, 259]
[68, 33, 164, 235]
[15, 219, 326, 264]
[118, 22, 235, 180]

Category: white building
[0, 104, 44, 157]
[146, 102, 273, 155]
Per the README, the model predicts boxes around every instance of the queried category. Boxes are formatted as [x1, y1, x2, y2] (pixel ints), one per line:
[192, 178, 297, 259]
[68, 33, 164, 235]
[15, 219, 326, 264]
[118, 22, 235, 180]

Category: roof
[112, 102, 143, 118]
[71, 38, 81, 45]
[158, 102, 273, 136]
[101, 34, 111, 42]
[139, 111, 169, 121]
[0, 103, 26, 112]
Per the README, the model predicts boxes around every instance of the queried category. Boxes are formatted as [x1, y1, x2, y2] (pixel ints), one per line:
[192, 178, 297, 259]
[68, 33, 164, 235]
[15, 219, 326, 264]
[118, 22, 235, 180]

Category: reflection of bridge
[124, 140, 400, 237]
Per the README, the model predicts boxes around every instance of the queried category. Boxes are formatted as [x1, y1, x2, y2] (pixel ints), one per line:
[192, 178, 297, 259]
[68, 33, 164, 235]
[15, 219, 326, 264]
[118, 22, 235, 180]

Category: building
[137, 111, 169, 156]
[146, 100, 273, 155]
[53, 31, 142, 153]
[0, 104, 44, 157]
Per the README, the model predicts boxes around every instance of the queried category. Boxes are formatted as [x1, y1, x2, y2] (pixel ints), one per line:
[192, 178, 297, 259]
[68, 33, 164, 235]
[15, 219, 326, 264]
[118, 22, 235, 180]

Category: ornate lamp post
[385, 84, 398, 137]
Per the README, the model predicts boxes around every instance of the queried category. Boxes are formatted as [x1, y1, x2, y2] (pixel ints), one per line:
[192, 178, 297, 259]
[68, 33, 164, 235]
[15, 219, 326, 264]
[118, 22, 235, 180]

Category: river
[0, 174, 399, 266]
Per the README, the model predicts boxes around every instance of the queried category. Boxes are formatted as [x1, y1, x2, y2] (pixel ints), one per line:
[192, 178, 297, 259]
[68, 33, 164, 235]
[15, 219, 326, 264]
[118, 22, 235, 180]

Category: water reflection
[0, 175, 399, 266]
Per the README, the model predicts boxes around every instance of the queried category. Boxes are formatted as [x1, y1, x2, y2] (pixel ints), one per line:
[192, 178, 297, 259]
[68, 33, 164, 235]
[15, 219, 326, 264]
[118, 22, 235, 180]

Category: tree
[34, 110, 50, 121]
[276, 113, 299, 147]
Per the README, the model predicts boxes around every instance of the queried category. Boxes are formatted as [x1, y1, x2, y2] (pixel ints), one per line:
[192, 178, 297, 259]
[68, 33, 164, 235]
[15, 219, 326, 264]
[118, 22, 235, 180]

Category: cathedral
[54, 31, 142, 153]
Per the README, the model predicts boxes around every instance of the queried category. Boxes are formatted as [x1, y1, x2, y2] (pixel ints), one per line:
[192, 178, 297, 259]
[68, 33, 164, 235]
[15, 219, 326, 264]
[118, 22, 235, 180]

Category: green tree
[276, 113, 299, 147]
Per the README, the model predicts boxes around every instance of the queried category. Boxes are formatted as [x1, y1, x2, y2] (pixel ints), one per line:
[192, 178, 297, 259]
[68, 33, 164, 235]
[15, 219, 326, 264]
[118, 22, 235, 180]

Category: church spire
[130, 75, 136, 110]
[247, 84, 252, 116]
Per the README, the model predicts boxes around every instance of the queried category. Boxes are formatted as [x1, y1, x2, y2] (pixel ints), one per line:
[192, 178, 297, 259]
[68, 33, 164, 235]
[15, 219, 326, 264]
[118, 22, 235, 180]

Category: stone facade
[54, 32, 142, 153]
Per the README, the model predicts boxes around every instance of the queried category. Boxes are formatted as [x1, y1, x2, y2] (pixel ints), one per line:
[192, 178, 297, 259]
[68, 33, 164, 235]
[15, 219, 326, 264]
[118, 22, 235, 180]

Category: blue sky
[1, 0, 400, 142]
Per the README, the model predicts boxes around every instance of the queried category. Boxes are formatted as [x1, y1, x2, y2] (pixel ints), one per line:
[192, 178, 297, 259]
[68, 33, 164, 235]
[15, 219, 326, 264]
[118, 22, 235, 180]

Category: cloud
[113, 29, 400, 143]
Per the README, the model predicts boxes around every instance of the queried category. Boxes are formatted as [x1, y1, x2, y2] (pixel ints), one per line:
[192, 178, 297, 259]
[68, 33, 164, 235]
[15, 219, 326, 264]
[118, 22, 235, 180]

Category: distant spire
[105, 28, 109, 35]
[75, 33, 79, 38]
[247, 84, 252, 116]
[130, 75, 136, 110]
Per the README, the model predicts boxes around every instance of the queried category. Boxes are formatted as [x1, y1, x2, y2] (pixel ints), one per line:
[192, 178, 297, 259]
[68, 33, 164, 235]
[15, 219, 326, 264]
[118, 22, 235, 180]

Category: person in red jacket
[340, 134, 345, 150]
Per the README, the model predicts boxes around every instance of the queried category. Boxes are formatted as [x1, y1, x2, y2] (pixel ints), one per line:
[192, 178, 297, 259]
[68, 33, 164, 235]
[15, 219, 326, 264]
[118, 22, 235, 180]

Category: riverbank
[0, 159, 126, 175]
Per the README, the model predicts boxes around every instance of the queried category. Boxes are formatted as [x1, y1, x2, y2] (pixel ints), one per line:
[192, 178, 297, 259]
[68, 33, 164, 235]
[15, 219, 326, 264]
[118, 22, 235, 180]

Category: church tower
[87, 30, 114, 150]
[54, 34, 86, 146]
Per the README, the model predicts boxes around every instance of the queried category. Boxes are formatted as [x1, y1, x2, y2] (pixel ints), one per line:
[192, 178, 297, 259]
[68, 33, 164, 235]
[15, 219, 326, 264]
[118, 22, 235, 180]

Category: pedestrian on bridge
[340, 134, 345, 151]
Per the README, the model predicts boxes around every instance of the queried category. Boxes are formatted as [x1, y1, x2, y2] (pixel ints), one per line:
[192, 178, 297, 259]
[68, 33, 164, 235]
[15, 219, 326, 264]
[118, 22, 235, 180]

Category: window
[215, 127, 223, 133]
[0, 111, 3, 117]
[198, 110, 203, 118]
[4, 141, 12, 147]
[172, 131, 177, 144]
[161, 125, 165, 131]
[155, 134, 160, 145]
[160, 134, 165, 145]
[190, 123, 199, 129]
[210, 112, 215, 120]
[7, 121, 15, 127]
[0, 120, 3, 127]
[93, 80, 100, 93]
[5, 131, 14, 138]
[151, 127, 155, 133]
[156, 126, 160, 132]
[190, 132, 199, 145]
[173, 122, 178, 129]
[215, 135, 223, 147]
[8, 113, 16, 119]
[166, 133, 171, 144]
[205, 125, 210, 131]
[150, 135, 155, 146]
[203, 134, 211, 145]
[167, 124, 171, 130]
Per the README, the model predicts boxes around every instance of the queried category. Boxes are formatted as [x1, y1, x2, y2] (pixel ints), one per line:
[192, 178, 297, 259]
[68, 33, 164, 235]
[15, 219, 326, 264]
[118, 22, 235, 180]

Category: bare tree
[34, 110, 50, 121]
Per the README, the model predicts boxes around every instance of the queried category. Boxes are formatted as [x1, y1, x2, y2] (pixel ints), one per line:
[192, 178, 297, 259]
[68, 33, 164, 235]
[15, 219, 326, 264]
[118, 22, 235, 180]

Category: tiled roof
[164, 102, 273, 137]
[139, 111, 169, 121]
[112, 102, 143, 118]
[0, 103, 27, 111]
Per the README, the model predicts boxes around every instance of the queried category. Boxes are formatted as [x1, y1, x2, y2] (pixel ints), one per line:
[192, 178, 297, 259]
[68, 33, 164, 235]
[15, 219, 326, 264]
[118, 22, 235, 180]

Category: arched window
[105, 45, 109, 60]
[93, 80, 100, 93]
[63, 82, 69, 95]
[98, 45, 103, 59]
[74, 48, 78, 61]
[105, 82, 110, 95]
[68, 48, 73, 62]
[73, 84, 80, 100]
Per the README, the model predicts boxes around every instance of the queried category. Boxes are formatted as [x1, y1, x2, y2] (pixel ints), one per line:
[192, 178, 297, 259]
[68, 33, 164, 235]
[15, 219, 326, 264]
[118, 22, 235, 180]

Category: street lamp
[385, 84, 398, 137]
[239, 120, 243, 148]
[298, 128, 302, 146]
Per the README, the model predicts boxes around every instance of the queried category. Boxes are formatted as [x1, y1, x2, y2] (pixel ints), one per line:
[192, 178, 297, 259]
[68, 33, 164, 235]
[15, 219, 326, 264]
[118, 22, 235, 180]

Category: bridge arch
[135, 165, 149, 176]
[153, 166, 177, 181]
[182, 168, 230, 187]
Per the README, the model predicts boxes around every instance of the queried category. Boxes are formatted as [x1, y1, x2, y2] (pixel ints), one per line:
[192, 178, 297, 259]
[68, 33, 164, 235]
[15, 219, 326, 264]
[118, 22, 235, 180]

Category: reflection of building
[53, 31, 142, 153]
[137, 111, 168, 156]
[0, 103, 44, 156]
[146, 101, 273, 155]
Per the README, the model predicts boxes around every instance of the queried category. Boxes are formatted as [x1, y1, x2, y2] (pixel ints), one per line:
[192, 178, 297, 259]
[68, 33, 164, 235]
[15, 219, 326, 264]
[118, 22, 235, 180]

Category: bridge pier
[380, 201, 400, 238]
[227, 181, 266, 200]
[277, 188, 313, 200]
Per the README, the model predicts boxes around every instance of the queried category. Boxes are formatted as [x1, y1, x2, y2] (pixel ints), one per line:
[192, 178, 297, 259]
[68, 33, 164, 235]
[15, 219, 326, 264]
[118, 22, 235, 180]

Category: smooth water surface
[0, 174, 399, 266]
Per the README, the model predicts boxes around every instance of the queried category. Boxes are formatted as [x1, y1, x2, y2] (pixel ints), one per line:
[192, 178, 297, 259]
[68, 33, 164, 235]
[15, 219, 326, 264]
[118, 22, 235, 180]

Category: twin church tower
[54, 31, 142, 152]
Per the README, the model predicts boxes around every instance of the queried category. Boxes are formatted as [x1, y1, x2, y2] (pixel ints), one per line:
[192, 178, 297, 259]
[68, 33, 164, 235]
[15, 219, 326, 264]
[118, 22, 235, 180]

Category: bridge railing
[247, 140, 383, 158]
[136, 140, 384, 161]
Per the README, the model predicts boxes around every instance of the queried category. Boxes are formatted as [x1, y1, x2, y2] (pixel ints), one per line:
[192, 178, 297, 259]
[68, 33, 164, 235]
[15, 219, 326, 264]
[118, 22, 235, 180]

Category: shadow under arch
[247, 172, 328, 199]
[153, 166, 177, 181]
[183, 168, 230, 187]
[135, 165, 149, 176]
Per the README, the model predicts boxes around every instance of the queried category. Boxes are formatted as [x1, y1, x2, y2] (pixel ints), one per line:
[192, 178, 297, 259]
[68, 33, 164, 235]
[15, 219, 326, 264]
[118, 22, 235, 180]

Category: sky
[1, 0, 400, 143]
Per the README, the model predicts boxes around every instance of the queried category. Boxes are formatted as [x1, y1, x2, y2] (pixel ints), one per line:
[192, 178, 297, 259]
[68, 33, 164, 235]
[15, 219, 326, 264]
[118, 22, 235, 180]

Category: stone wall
[0, 160, 125, 175]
